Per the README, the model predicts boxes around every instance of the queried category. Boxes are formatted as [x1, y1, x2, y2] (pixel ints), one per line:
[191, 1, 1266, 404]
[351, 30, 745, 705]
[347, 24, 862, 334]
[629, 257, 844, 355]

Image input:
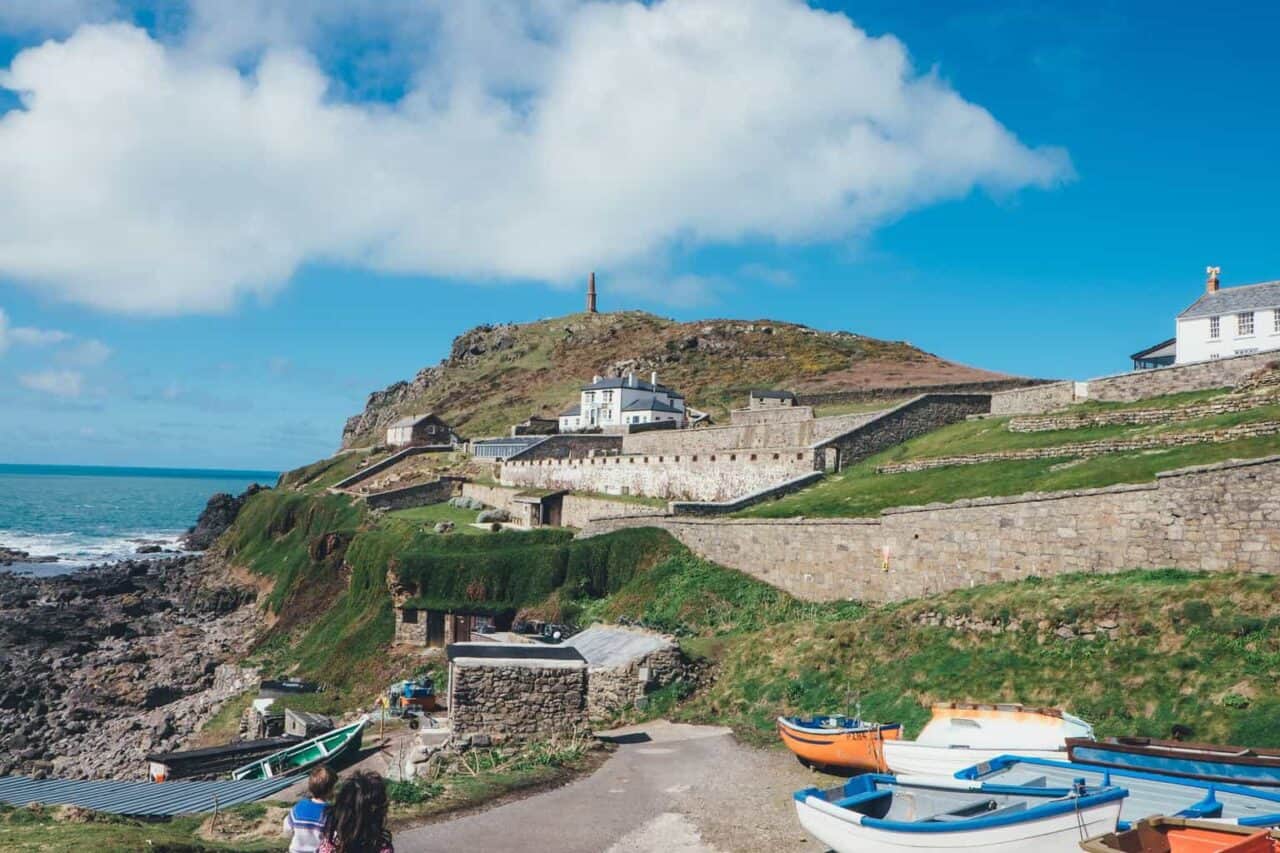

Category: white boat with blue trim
[793, 772, 1126, 852]
[957, 755, 1280, 829]
[883, 702, 1095, 778]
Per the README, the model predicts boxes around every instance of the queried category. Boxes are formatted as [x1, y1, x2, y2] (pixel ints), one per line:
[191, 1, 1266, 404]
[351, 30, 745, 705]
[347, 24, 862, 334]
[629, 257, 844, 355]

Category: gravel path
[396, 721, 823, 852]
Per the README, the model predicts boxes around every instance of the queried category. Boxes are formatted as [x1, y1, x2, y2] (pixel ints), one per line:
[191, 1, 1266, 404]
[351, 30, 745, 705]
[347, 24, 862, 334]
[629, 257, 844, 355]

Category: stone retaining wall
[1087, 351, 1280, 403]
[505, 434, 622, 462]
[364, 477, 463, 511]
[500, 448, 816, 502]
[448, 659, 589, 746]
[330, 445, 452, 491]
[816, 394, 992, 468]
[579, 455, 1280, 602]
[586, 645, 687, 719]
[669, 471, 824, 516]
[797, 378, 1041, 407]
[459, 482, 525, 516]
[875, 421, 1280, 473]
[989, 381, 1078, 416]
[1008, 393, 1277, 432]
[619, 409, 878, 455]
[560, 495, 666, 528]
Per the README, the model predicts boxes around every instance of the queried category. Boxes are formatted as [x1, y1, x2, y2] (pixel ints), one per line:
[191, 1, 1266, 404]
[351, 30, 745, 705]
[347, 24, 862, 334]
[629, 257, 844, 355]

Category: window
[1274, 308, 1280, 333]
[402, 608, 419, 624]
[1209, 316, 1220, 339]
[1238, 311, 1255, 336]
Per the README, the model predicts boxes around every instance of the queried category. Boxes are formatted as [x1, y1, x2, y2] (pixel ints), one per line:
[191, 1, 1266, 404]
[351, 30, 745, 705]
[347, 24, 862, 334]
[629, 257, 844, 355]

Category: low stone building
[393, 604, 514, 647]
[564, 625, 687, 719]
[749, 389, 797, 409]
[386, 413, 456, 447]
[446, 643, 589, 746]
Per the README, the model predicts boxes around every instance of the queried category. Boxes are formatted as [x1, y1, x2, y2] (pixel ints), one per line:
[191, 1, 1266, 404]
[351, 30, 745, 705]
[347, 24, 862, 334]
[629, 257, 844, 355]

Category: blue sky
[0, 0, 1276, 471]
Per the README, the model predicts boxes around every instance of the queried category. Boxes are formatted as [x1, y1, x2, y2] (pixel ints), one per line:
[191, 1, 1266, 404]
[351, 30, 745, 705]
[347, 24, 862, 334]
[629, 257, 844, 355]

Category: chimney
[1206, 265, 1221, 293]
[587, 272, 598, 313]
[650, 371, 657, 388]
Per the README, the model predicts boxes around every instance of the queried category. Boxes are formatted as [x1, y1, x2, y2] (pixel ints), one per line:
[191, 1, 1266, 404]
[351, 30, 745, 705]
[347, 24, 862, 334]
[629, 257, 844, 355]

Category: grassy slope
[345, 311, 1013, 443]
[741, 384, 1280, 518]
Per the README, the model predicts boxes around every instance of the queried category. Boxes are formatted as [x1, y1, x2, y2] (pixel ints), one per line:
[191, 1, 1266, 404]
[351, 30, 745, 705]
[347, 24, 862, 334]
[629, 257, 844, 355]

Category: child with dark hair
[283, 765, 338, 853]
[319, 771, 394, 853]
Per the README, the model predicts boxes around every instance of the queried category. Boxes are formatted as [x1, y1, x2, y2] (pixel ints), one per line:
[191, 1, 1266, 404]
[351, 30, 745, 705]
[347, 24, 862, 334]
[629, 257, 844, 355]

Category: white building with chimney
[1175, 268, 1280, 364]
[558, 373, 687, 432]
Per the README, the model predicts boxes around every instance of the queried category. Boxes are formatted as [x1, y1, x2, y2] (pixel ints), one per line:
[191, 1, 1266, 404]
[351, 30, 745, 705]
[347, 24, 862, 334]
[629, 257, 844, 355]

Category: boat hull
[1068, 738, 1280, 788]
[883, 742, 1066, 778]
[778, 718, 902, 774]
[1080, 817, 1280, 852]
[231, 717, 367, 781]
[795, 788, 1121, 852]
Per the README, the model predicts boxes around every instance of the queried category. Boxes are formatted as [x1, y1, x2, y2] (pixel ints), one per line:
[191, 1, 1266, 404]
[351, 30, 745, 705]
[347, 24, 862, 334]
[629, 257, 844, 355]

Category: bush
[477, 508, 510, 523]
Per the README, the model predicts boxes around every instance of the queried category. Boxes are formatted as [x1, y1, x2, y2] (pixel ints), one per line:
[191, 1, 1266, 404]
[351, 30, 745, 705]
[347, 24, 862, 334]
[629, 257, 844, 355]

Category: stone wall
[875, 420, 1280, 473]
[460, 482, 525, 516]
[1087, 351, 1280, 403]
[1007, 393, 1278, 432]
[506, 434, 622, 461]
[364, 477, 462, 511]
[580, 455, 1280, 603]
[729, 406, 816, 426]
[330, 445, 451, 491]
[560, 494, 667, 528]
[669, 471, 824, 516]
[500, 448, 816, 502]
[989, 381, 1078, 416]
[585, 645, 688, 719]
[448, 659, 589, 745]
[619, 409, 878, 455]
[796, 378, 1042, 408]
[815, 394, 992, 468]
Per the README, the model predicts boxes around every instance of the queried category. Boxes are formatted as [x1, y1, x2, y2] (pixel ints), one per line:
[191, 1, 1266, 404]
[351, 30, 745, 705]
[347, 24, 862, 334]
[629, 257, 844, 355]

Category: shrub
[476, 508, 510, 523]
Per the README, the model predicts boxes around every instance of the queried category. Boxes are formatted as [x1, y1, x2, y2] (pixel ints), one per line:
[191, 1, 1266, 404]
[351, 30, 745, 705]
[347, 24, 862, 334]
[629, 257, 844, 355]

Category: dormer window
[1238, 311, 1255, 336]
[1209, 316, 1220, 339]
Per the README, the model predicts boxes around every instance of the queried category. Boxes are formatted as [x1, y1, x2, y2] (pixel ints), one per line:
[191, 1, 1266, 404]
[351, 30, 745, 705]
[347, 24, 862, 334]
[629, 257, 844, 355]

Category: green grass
[677, 569, 1280, 747]
[385, 502, 491, 535]
[1069, 387, 1231, 412]
[0, 804, 283, 852]
[740, 433, 1280, 519]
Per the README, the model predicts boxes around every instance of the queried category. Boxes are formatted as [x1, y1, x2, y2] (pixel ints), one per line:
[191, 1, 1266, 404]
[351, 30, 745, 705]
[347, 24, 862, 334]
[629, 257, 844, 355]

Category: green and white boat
[230, 716, 367, 780]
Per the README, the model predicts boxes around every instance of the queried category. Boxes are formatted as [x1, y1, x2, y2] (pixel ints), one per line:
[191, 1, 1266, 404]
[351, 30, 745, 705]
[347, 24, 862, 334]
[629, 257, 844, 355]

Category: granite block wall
[1086, 351, 1280, 403]
[580, 456, 1280, 603]
[448, 660, 589, 745]
[989, 381, 1078, 416]
[364, 477, 462, 511]
[816, 394, 992, 468]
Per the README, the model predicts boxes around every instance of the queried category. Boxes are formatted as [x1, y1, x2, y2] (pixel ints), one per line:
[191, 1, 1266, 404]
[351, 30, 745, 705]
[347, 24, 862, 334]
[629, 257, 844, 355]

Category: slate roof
[565, 625, 673, 668]
[622, 398, 682, 413]
[1130, 338, 1177, 361]
[581, 377, 684, 398]
[1178, 281, 1280, 320]
[750, 389, 797, 401]
[559, 404, 581, 417]
[388, 413, 440, 428]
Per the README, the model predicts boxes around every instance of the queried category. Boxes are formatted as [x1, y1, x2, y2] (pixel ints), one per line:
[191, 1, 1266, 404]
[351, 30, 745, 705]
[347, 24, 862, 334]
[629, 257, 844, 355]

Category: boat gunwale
[231, 716, 367, 780]
[777, 716, 901, 737]
[794, 773, 1128, 834]
[1080, 816, 1280, 852]
[1068, 736, 1280, 769]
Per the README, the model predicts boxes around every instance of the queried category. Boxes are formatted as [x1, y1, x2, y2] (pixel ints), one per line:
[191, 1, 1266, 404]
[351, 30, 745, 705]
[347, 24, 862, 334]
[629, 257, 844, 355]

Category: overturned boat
[231, 716, 366, 781]
[1080, 816, 1280, 852]
[883, 702, 1094, 777]
[1068, 737, 1280, 788]
[147, 735, 300, 782]
[959, 755, 1280, 830]
[777, 715, 903, 774]
[793, 772, 1125, 852]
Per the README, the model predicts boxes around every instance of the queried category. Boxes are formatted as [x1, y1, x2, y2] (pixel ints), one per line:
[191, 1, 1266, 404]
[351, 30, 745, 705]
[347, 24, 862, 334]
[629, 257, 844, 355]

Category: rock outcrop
[0, 556, 260, 779]
[182, 484, 268, 551]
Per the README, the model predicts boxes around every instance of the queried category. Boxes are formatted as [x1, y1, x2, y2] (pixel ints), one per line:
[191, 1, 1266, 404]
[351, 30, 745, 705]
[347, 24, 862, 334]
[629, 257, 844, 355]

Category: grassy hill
[740, 384, 1280, 518]
[341, 310, 1019, 445]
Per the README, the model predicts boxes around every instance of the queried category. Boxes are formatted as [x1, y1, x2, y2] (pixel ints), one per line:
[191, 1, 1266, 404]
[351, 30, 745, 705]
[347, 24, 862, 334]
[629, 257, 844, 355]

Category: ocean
[0, 464, 278, 576]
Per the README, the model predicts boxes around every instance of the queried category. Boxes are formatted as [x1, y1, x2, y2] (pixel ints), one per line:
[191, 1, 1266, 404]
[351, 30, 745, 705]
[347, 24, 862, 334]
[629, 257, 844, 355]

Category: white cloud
[19, 368, 84, 398]
[56, 338, 112, 366]
[0, 1, 1071, 315]
[11, 326, 72, 346]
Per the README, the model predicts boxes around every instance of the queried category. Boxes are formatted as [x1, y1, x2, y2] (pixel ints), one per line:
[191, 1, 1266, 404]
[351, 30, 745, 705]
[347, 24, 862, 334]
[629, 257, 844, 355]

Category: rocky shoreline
[0, 553, 262, 780]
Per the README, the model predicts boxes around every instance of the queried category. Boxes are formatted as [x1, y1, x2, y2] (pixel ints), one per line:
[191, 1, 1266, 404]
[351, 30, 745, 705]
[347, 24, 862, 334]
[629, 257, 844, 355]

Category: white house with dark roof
[1176, 268, 1280, 364]
[558, 372, 687, 432]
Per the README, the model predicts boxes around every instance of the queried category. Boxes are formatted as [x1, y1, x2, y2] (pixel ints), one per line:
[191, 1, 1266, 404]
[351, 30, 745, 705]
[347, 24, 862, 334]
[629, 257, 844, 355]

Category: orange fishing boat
[777, 714, 902, 774]
[1081, 817, 1280, 853]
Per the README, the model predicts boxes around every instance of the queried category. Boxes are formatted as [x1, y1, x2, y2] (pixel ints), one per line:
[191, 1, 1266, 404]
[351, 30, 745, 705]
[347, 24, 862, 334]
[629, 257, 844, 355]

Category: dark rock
[182, 484, 267, 551]
[135, 545, 163, 555]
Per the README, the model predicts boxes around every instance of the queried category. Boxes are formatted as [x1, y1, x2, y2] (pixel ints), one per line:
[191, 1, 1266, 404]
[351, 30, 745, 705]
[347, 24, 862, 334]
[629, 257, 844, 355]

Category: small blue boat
[1067, 737, 1280, 788]
[958, 755, 1280, 830]
[793, 772, 1126, 852]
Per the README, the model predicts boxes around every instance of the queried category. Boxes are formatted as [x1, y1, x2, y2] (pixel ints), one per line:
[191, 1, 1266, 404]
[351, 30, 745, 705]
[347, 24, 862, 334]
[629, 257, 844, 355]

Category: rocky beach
[0, 492, 266, 781]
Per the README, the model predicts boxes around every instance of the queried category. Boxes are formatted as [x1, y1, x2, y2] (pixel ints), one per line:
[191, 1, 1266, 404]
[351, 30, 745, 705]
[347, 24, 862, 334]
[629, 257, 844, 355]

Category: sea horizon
[0, 463, 279, 576]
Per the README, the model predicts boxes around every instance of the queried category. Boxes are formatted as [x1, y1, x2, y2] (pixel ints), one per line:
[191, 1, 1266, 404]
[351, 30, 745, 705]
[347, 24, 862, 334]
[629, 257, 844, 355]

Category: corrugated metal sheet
[0, 773, 304, 816]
